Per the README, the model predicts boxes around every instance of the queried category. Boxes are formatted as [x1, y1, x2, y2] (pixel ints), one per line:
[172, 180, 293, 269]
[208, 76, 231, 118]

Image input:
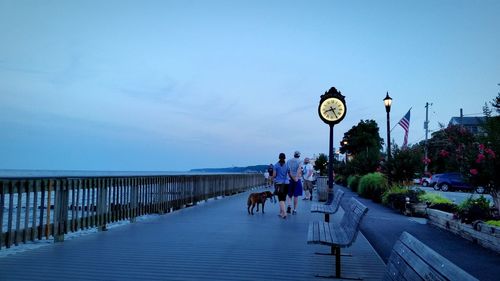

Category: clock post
[318, 87, 347, 203]
[328, 123, 334, 200]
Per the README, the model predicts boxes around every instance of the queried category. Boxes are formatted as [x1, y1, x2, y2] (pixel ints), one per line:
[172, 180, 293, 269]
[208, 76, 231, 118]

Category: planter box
[404, 202, 427, 217]
[427, 208, 500, 253]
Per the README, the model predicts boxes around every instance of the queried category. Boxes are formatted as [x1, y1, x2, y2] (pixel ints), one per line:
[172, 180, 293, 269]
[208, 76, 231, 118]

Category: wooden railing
[0, 174, 263, 249]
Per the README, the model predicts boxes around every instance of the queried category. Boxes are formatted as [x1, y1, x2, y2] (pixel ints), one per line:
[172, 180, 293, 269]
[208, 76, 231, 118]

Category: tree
[314, 153, 328, 176]
[477, 96, 500, 213]
[426, 125, 477, 174]
[339, 120, 383, 156]
[339, 120, 383, 176]
[389, 144, 423, 184]
[491, 92, 500, 114]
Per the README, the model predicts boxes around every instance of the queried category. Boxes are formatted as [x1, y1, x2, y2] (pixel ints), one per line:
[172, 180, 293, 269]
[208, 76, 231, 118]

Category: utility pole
[424, 102, 431, 174]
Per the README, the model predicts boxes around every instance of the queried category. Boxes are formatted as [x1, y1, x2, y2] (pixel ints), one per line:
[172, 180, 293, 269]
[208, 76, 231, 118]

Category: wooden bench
[307, 198, 368, 279]
[310, 189, 344, 222]
[384, 231, 478, 281]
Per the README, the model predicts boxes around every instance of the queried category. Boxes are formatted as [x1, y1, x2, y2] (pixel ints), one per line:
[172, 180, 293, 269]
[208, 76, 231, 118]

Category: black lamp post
[342, 139, 349, 164]
[384, 92, 393, 185]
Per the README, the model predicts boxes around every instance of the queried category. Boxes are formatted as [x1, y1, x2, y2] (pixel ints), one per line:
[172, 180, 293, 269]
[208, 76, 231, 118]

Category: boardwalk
[0, 187, 386, 281]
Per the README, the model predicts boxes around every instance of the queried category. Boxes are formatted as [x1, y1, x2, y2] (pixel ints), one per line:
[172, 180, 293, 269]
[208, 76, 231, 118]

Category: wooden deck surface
[0, 187, 386, 281]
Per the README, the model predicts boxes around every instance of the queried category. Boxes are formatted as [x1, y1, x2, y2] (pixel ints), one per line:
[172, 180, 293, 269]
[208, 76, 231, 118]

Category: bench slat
[392, 240, 447, 281]
[323, 221, 333, 245]
[308, 198, 368, 248]
[383, 232, 479, 281]
[399, 232, 477, 281]
[385, 259, 409, 281]
[311, 189, 344, 215]
[319, 221, 326, 244]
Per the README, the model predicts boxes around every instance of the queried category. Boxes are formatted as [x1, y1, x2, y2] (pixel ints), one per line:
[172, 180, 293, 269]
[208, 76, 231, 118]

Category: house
[448, 116, 486, 136]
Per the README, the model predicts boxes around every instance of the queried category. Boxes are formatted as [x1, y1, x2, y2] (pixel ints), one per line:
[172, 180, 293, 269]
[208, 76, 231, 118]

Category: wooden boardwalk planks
[0, 188, 386, 281]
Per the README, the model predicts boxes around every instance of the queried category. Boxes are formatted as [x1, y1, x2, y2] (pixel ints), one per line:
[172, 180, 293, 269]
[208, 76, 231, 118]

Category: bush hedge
[382, 186, 425, 212]
[457, 196, 492, 223]
[418, 193, 457, 213]
[418, 193, 452, 205]
[429, 202, 458, 213]
[347, 175, 362, 192]
[485, 220, 500, 227]
[382, 186, 408, 212]
[358, 172, 388, 202]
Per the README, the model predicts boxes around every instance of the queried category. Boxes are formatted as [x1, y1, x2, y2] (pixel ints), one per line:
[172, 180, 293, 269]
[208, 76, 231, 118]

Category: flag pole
[390, 107, 412, 132]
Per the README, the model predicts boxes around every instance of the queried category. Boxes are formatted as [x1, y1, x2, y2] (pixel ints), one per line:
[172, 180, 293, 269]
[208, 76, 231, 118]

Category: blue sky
[0, 0, 499, 172]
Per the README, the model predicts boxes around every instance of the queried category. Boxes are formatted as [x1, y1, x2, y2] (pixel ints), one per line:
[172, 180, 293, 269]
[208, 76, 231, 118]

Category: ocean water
[0, 169, 197, 178]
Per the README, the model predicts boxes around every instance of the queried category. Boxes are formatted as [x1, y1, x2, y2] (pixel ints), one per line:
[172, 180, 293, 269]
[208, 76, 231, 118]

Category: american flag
[398, 109, 411, 147]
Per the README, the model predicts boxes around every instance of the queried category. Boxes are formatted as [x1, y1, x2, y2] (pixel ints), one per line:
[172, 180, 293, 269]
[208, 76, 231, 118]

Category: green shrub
[358, 172, 388, 202]
[429, 203, 458, 213]
[418, 193, 453, 205]
[382, 186, 407, 205]
[485, 220, 500, 227]
[382, 186, 408, 211]
[418, 193, 457, 213]
[347, 175, 362, 192]
[382, 187, 425, 212]
[457, 196, 492, 223]
[335, 174, 347, 186]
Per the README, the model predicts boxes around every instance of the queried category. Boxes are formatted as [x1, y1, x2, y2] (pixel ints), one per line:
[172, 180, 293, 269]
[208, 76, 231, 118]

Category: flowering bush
[457, 196, 492, 223]
[469, 143, 496, 188]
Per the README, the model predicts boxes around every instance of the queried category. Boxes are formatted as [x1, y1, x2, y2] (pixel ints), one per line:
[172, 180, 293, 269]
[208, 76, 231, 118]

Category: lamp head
[383, 92, 392, 112]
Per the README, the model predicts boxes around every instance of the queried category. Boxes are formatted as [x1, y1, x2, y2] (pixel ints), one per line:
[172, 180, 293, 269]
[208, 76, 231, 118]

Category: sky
[0, 0, 499, 172]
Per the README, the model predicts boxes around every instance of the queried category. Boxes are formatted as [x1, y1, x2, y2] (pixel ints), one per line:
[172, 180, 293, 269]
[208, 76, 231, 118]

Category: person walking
[267, 164, 274, 188]
[286, 150, 303, 214]
[302, 157, 314, 200]
[273, 153, 290, 219]
[264, 170, 270, 187]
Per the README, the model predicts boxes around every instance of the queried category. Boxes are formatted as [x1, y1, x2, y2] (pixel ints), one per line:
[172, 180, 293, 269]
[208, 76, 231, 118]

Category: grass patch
[485, 220, 500, 227]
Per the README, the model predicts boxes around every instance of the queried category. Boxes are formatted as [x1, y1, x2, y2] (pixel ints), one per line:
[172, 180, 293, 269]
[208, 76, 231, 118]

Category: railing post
[54, 179, 69, 242]
[130, 178, 137, 223]
[97, 178, 107, 231]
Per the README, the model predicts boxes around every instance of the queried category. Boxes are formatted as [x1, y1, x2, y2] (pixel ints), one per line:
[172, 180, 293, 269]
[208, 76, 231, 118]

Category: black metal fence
[0, 174, 263, 249]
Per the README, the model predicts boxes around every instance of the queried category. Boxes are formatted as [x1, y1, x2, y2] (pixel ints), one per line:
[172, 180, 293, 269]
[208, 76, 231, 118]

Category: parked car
[429, 174, 443, 189]
[412, 173, 432, 187]
[435, 172, 485, 194]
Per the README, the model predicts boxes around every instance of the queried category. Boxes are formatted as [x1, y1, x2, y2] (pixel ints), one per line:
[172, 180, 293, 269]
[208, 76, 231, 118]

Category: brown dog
[247, 191, 274, 215]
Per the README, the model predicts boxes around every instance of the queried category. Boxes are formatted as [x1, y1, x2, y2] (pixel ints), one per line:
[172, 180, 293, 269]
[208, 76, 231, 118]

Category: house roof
[448, 116, 485, 126]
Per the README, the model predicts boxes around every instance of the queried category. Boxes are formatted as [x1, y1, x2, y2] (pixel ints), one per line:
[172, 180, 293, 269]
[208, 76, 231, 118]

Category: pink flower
[485, 148, 496, 158]
[476, 153, 485, 163]
[479, 143, 485, 150]
[439, 150, 449, 157]
[470, 169, 478, 175]
[422, 157, 431, 164]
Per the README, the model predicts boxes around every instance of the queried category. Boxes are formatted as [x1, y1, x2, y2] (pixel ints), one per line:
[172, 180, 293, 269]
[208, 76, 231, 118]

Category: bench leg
[325, 213, 330, 222]
[315, 246, 362, 280]
[315, 246, 352, 256]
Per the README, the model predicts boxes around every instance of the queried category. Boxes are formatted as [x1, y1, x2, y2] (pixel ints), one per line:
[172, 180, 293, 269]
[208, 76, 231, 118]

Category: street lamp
[342, 139, 349, 164]
[384, 92, 392, 185]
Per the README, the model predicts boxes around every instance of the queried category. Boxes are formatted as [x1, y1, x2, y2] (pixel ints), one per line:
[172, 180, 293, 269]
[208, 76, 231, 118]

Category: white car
[413, 177, 431, 187]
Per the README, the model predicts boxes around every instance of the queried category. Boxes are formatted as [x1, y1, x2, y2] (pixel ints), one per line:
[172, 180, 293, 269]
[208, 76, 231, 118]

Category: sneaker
[286, 206, 291, 214]
[292, 210, 297, 215]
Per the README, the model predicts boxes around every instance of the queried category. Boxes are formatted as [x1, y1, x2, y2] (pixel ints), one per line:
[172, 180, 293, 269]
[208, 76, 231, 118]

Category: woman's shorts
[288, 179, 303, 197]
[275, 183, 289, 202]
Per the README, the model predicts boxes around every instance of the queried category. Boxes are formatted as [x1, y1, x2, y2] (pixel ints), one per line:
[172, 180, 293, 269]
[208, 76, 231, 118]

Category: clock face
[319, 97, 346, 122]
